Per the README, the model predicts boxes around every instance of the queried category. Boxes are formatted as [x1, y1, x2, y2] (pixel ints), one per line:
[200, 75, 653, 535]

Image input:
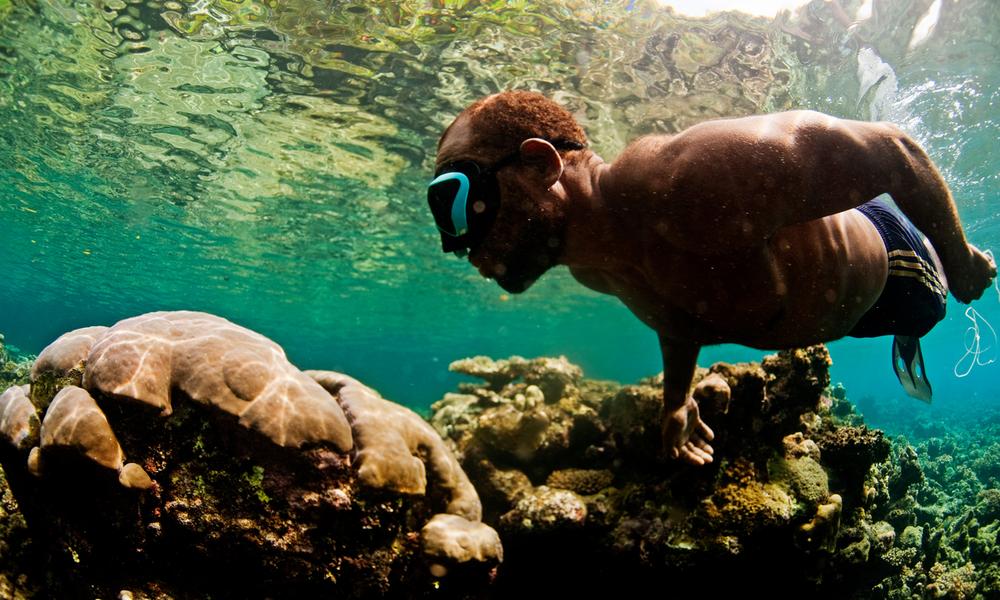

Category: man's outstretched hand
[662, 396, 715, 465]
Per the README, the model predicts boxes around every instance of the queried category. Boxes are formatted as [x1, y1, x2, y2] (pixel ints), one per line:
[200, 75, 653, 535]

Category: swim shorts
[848, 198, 947, 338]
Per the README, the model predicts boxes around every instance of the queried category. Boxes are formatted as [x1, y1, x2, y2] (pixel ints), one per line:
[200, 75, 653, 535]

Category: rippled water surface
[1, 0, 998, 422]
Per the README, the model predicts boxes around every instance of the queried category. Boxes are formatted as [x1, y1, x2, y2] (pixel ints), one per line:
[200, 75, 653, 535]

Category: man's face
[433, 117, 563, 294]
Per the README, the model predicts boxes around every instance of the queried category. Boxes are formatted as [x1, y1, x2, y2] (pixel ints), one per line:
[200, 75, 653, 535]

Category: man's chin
[495, 273, 536, 294]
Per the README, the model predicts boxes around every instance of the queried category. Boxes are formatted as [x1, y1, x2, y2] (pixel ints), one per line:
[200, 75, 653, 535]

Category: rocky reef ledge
[0, 313, 996, 598]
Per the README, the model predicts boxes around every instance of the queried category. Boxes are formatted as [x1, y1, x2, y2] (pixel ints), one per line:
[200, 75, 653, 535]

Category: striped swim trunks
[848, 198, 947, 338]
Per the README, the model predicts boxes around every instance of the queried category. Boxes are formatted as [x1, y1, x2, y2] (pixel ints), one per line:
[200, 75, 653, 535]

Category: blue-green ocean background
[0, 0, 997, 433]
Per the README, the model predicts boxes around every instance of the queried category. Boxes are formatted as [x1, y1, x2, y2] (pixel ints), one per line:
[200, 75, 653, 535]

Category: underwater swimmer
[427, 91, 997, 466]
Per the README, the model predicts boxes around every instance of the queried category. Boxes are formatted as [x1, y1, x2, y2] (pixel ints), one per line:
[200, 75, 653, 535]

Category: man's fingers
[681, 448, 706, 466]
[683, 441, 713, 463]
[691, 434, 714, 454]
[698, 420, 715, 441]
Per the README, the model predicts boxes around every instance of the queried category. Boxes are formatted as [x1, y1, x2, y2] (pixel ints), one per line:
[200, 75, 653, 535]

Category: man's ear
[519, 138, 563, 188]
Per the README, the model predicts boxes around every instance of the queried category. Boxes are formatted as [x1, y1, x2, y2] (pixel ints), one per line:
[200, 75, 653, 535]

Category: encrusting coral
[0, 312, 500, 599]
[0, 334, 34, 391]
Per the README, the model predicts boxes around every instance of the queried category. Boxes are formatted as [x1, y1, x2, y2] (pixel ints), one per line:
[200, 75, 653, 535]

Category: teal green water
[1, 0, 998, 428]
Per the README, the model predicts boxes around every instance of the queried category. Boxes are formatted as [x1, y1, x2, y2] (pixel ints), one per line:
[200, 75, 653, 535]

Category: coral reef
[856, 414, 1000, 599]
[307, 370, 501, 568]
[0, 313, 499, 599]
[43, 313, 355, 450]
[430, 348, 993, 596]
[0, 386, 37, 452]
[3, 320, 999, 598]
[433, 349, 832, 593]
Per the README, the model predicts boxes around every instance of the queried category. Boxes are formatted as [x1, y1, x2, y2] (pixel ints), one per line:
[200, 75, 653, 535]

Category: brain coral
[30, 326, 108, 380]
[307, 370, 501, 566]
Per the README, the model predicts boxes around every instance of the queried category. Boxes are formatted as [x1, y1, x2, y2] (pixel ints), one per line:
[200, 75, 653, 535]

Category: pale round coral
[31, 326, 109, 379]
[0, 385, 39, 451]
[80, 312, 352, 451]
[118, 462, 155, 490]
[421, 514, 503, 565]
[308, 370, 482, 522]
[39, 385, 124, 472]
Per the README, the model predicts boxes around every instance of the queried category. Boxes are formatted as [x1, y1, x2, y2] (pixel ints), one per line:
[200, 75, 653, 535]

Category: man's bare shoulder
[650, 110, 897, 151]
[611, 111, 826, 175]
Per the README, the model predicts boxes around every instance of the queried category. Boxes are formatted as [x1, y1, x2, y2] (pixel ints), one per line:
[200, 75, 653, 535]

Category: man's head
[428, 91, 588, 293]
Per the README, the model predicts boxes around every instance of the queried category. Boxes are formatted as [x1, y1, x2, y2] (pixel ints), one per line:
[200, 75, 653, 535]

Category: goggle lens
[427, 172, 470, 237]
[425, 158, 502, 256]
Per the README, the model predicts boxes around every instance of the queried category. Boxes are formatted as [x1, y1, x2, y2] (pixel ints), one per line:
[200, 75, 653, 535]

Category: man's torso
[571, 206, 890, 349]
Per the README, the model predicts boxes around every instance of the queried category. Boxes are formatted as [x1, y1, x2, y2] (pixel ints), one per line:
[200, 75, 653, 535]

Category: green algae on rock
[0, 466, 36, 600]
[0, 312, 500, 599]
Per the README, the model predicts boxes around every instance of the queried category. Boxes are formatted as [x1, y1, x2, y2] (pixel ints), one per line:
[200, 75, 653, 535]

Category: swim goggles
[427, 140, 585, 257]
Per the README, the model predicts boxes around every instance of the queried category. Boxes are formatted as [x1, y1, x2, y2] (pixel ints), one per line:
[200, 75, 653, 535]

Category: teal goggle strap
[429, 171, 471, 236]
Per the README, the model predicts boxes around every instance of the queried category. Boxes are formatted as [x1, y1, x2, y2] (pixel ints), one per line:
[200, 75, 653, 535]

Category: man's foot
[947, 244, 997, 304]
[662, 396, 715, 466]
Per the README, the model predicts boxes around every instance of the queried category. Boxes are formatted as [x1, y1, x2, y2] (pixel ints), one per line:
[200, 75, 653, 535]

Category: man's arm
[787, 113, 995, 302]
[659, 336, 714, 465]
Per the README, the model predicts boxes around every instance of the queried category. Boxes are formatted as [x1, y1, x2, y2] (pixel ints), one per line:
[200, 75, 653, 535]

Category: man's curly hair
[442, 90, 588, 159]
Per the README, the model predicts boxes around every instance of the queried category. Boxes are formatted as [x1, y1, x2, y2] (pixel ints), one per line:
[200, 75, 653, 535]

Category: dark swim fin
[892, 335, 932, 403]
